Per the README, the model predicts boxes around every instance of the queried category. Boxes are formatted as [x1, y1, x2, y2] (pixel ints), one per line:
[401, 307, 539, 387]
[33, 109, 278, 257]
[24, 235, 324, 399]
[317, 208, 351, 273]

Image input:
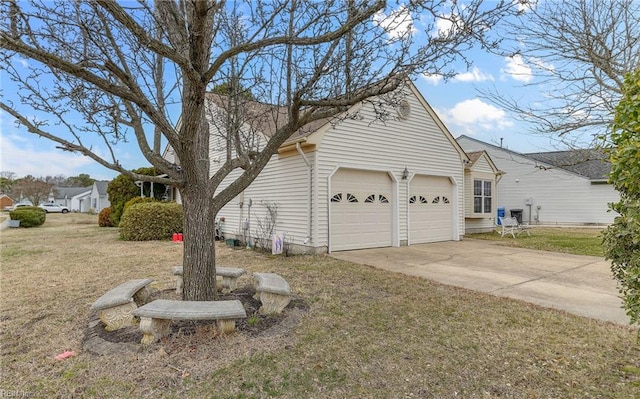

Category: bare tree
[11, 176, 53, 206]
[481, 0, 640, 143]
[1, 0, 520, 301]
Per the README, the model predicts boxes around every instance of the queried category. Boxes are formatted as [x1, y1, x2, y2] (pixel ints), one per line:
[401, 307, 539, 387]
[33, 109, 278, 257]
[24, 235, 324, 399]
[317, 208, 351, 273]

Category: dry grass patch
[1, 214, 638, 398]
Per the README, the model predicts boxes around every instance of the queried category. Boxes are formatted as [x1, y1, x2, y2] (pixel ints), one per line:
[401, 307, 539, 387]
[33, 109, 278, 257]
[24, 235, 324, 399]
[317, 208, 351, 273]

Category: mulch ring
[83, 285, 308, 355]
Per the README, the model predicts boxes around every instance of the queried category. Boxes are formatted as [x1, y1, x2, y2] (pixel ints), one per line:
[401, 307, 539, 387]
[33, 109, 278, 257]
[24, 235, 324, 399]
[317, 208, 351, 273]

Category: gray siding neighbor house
[457, 135, 619, 226]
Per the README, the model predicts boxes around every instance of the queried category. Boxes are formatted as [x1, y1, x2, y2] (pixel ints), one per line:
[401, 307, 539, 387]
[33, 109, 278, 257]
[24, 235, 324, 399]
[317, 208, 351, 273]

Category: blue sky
[0, 2, 573, 181]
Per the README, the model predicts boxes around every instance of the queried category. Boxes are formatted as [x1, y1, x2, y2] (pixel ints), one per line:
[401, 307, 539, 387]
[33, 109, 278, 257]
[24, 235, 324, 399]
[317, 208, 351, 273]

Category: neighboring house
[457, 135, 619, 225]
[464, 151, 503, 233]
[0, 194, 14, 210]
[49, 186, 92, 212]
[165, 82, 478, 253]
[90, 181, 111, 213]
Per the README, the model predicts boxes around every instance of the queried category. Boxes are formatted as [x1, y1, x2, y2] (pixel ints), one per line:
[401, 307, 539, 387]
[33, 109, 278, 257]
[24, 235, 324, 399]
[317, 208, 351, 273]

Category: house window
[473, 179, 492, 213]
[346, 193, 358, 203]
[331, 193, 342, 202]
[365, 194, 376, 203]
[378, 195, 389, 203]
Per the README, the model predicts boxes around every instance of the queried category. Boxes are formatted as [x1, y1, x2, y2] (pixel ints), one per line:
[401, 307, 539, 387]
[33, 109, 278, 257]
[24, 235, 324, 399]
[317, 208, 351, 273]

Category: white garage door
[330, 169, 393, 251]
[409, 175, 453, 243]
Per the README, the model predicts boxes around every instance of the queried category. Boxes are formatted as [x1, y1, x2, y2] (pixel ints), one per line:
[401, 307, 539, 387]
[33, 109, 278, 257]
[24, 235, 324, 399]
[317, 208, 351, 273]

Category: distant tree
[0, 171, 16, 180]
[602, 67, 640, 333]
[0, 171, 16, 194]
[65, 173, 96, 187]
[43, 175, 67, 186]
[212, 83, 255, 101]
[0, 178, 13, 194]
[482, 0, 640, 143]
[107, 167, 165, 226]
[11, 176, 53, 206]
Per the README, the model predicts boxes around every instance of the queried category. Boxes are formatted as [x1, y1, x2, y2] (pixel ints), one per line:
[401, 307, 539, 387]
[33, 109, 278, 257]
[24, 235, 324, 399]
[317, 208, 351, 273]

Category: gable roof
[169, 81, 469, 163]
[204, 92, 330, 146]
[466, 151, 484, 164]
[465, 150, 502, 175]
[525, 149, 610, 181]
[93, 181, 109, 196]
[52, 186, 93, 199]
[457, 135, 610, 182]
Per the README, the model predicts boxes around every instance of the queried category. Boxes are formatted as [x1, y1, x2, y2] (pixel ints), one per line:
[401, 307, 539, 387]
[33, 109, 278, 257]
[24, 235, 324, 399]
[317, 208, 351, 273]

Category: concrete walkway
[330, 239, 630, 326]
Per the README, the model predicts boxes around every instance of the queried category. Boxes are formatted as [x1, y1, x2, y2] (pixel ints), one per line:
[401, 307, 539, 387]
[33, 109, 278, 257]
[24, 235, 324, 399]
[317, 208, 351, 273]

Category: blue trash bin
[497, 207, 505, 225]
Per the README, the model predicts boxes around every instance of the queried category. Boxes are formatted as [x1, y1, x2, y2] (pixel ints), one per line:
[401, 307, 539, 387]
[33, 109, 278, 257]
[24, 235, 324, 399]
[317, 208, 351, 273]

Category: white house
[49, 186, 92, 211]
[166, 82, 488, 253]
[457, 135, 619, 226]
[90, 181, 110, 213]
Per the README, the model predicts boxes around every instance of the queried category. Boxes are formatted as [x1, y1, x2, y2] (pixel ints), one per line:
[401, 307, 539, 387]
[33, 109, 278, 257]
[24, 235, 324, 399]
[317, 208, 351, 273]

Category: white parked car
[38, 203, 70, 213]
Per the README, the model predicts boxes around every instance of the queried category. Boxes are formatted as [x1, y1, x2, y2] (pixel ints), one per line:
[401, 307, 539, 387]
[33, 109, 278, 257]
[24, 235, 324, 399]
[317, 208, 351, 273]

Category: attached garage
[330, 169, 393, 251]
[409, 175, 454, 243]
[204, 81, 472, 254]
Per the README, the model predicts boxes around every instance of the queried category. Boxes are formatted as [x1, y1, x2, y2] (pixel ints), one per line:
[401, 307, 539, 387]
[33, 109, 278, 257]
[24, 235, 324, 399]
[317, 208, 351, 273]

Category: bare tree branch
[480, 0, 640, 141]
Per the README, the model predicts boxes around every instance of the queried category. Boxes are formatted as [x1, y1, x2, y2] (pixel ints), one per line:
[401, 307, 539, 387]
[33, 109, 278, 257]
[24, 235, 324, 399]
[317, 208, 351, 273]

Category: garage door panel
[331, 169, 392, 251]
[410, 175, 453, 244]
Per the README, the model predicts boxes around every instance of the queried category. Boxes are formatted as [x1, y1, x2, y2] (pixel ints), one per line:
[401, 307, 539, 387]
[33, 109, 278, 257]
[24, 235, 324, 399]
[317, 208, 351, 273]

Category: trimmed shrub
[107, 167, 167, 227]
[9, 206, 46, 228]
[98, 207, 113, 227]
[119, 202, 183, 241]
[123, 196, 157, 214]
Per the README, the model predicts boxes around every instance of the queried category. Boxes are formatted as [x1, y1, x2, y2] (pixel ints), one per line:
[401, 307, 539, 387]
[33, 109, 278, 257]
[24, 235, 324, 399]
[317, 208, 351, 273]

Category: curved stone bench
[132, 299, 247, 344]
[253, 272, 291, 314]
[90, 278, 153, 331]
[172, 266, 246, 295]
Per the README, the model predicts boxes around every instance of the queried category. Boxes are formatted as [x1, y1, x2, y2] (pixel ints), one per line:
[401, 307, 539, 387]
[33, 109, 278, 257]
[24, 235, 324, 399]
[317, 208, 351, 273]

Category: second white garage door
[409, 175, 453, 243]
[330, 169, 393, 251]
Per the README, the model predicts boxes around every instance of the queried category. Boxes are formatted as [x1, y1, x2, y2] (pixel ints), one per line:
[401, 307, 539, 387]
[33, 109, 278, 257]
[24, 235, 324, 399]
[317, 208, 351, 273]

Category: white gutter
[296, 142, 313, 245]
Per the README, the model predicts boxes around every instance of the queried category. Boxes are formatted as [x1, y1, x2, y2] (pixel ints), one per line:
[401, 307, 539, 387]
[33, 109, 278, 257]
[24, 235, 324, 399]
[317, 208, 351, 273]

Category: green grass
[468, 227, 605, 257]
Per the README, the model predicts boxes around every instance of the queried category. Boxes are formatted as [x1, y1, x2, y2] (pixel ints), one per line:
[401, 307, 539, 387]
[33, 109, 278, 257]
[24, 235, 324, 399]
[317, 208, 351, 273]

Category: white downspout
[296, 142, 313, 245]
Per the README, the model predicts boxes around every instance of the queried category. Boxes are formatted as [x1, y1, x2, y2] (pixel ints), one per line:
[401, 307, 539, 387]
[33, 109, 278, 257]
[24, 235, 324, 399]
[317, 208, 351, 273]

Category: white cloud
[421, 73, 443, 86]
[373, 5, 416, 40]
[0, 133, 97, 178]
[517, 0, 537, 13]
[437, 98, 513, 135]
[501, 55, 533, 83]
[454, 67, 494, 83]
[434, 15, 454, 37]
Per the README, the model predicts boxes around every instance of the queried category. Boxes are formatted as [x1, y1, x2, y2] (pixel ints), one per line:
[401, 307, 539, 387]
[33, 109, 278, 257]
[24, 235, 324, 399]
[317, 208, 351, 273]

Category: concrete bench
[253, 272, 291, 314]
[90, 278, 153, 331]
[132, 299, 247, 344]
[172, 266, 246, 295]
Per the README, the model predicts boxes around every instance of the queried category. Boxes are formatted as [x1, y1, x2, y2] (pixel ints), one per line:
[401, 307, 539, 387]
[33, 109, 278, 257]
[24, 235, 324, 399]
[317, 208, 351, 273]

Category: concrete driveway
[330, 239, 630, 326]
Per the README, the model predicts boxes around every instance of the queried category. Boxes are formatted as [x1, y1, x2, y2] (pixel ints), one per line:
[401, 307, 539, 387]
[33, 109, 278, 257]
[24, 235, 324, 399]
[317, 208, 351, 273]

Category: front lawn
[0, 215, 637, 398]
[468, 227, 605, 257]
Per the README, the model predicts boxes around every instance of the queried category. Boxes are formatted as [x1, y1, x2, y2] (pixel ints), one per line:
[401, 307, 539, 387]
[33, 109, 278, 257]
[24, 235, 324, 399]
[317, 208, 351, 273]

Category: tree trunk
[181, 186, 217, 301]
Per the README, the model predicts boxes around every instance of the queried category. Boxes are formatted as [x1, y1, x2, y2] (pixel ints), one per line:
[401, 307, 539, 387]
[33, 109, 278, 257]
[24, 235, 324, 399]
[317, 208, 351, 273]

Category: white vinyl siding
[315, 88, 465, 250]
[458, 136, 619, 225]
[216, 152, 313, 246]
